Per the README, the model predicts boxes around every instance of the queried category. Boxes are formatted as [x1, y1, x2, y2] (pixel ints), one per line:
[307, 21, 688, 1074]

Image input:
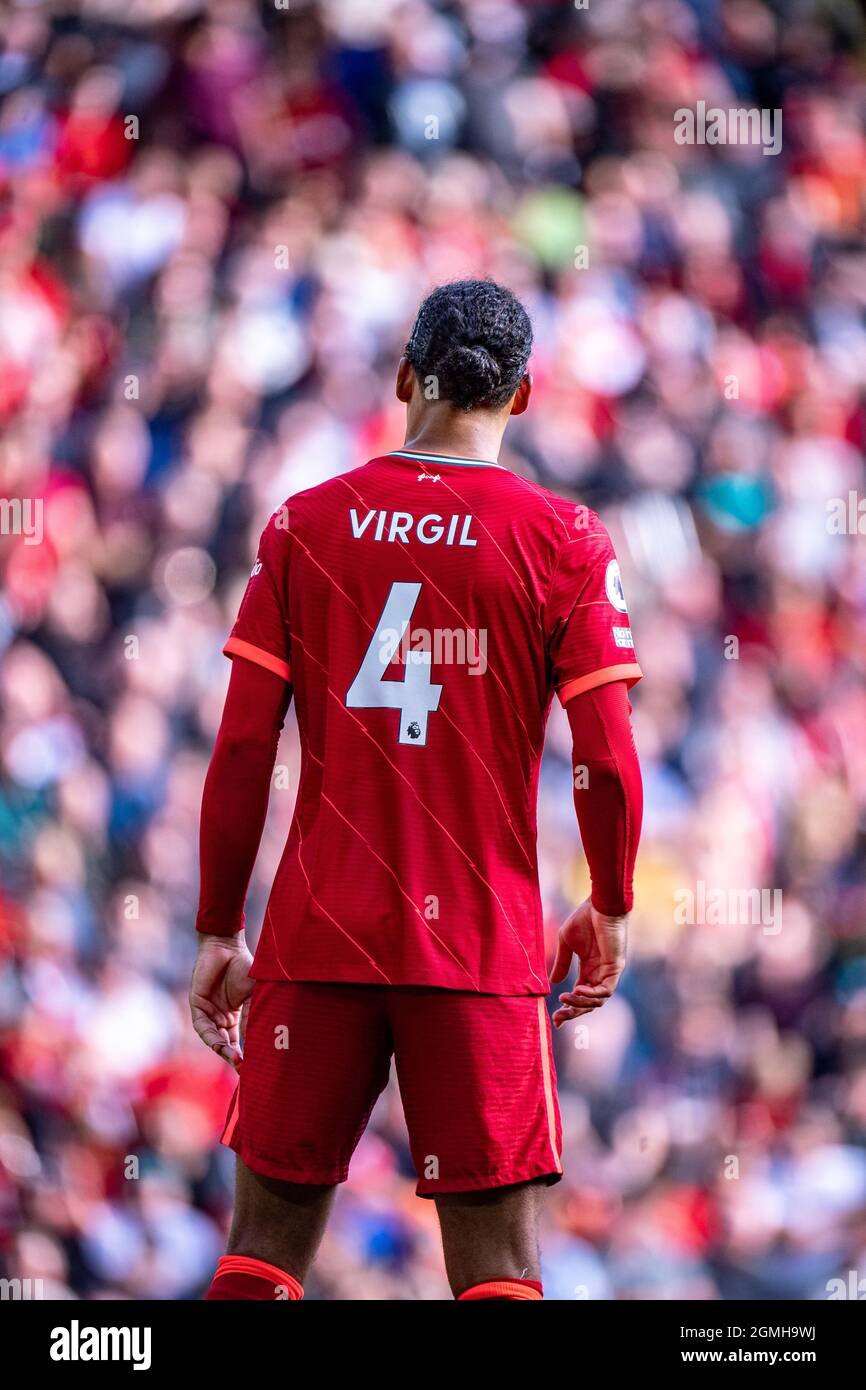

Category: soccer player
[192, 280, 643, 1302]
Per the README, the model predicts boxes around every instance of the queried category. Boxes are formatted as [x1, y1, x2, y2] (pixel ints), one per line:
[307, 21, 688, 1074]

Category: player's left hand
[189, 931, 254, 1070]
[550, 898, 628, 1028]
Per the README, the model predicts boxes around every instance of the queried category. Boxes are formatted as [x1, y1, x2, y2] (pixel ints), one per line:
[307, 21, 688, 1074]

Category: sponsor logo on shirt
[613, 626, 634, 648]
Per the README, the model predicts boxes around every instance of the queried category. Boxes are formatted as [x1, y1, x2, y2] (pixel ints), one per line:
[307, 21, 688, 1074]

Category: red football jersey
[225, 449, 641, 995]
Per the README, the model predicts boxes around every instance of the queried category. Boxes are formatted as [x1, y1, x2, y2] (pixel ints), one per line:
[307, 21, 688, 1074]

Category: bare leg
[434, 1178, 545, 1297]
[226, 1157, 337, 1284]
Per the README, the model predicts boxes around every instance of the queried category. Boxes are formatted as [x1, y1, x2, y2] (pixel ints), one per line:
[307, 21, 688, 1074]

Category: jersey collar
[388, 449, 506, 470]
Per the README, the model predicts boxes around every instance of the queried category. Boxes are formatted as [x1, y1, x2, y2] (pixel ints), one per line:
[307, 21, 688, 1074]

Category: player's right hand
[550, 898, 628, 1029]
[189, 931, 254, 1070]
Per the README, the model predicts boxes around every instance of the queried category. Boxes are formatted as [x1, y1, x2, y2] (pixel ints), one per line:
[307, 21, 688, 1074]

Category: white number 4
[346, 582, 442, 745]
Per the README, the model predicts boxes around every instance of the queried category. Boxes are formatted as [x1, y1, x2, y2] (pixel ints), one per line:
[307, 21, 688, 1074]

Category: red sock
[205, 1255, 303, 1301]
[458, 1278, 543, 1300]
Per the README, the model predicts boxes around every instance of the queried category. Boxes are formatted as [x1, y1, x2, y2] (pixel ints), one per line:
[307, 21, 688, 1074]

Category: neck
[402, 410, 505, 463]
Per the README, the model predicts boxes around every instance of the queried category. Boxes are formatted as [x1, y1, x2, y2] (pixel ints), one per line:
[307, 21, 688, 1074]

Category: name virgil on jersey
[349, 508, 477, 546]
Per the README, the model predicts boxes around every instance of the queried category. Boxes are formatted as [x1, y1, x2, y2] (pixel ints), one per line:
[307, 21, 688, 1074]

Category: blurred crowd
[1, 0, 866, 1300]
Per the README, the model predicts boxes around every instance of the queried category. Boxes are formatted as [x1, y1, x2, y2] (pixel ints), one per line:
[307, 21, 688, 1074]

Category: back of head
[405, 279, 533, 412]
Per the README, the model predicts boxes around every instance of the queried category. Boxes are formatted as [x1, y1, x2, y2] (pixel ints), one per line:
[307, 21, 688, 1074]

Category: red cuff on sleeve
[559, 662, 642, 706]
[224, 636, 291, 683]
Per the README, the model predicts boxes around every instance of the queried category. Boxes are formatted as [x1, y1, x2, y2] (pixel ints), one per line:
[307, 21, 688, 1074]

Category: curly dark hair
[404, 279, 533, 411]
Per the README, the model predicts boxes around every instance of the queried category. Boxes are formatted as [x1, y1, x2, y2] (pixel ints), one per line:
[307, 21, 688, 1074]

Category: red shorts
[222, 982, 562, 1196]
